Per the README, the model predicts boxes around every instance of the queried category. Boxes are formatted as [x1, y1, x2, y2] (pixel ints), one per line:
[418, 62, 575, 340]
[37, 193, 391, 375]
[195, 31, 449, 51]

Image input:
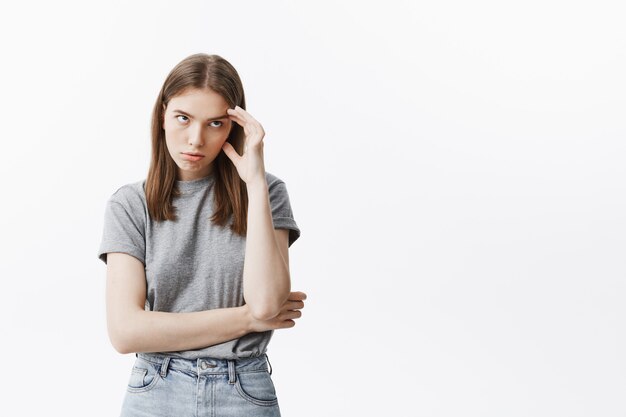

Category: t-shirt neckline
[175, 172, 216, 193]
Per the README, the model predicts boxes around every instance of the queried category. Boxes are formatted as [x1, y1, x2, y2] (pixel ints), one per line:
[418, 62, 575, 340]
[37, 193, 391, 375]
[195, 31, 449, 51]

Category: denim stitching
[233, 378, 278, 407]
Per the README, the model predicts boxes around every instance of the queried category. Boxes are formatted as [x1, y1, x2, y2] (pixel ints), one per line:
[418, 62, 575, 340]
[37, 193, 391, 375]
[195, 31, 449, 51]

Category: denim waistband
[135, 351, 273, 382]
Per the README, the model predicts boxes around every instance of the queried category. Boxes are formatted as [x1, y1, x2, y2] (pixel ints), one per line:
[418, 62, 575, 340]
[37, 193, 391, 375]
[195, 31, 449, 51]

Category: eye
[176, 115, 189, 123]
[209, 121, 223, 128]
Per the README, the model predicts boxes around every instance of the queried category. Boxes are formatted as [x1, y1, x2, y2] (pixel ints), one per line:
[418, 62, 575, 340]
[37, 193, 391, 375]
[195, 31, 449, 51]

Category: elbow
[109, 331, 129, 354]
[109, 327, 133, 354]
[107, 318, 136, 355]
[111, 338, 132, 355]
[249, 290, 291, 321]
[249, 305, 281, 321]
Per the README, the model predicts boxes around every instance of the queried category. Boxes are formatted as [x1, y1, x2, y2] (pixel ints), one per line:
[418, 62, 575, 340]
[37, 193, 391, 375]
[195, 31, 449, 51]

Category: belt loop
[160, 357, 171, 378]
[228, 359, 236, 384]
[266, 354, 273, 375]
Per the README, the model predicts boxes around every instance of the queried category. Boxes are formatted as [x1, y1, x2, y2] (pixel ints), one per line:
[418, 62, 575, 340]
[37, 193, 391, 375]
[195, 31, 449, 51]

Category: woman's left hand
[221, 105, 266, 187]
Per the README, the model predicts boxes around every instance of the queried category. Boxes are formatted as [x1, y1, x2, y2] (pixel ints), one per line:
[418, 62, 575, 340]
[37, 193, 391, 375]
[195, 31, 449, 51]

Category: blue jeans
[120, 352, 281, 416]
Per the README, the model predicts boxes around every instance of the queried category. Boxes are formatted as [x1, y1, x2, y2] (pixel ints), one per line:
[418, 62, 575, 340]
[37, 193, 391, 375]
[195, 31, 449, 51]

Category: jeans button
[200, 361, 208, 370]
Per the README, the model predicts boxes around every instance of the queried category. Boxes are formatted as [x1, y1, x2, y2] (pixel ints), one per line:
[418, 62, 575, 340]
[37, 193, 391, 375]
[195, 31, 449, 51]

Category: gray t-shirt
[97, 171, 300, 360]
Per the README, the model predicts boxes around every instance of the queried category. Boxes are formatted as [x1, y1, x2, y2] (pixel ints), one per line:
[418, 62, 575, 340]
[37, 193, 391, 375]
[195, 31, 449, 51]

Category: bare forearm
[242, 181, 291, 319]
[113, 305, 251, 354]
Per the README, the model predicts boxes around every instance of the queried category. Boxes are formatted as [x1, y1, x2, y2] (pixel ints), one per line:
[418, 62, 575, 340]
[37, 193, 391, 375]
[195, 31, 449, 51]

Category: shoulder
[107, 179, 147, 212]
[263, 171, 295, 213]
[264, 171, 292, 199]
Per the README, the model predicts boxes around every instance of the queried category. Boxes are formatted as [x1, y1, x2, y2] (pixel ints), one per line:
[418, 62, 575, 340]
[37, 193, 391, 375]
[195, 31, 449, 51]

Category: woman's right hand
[244, 291, 307, 333]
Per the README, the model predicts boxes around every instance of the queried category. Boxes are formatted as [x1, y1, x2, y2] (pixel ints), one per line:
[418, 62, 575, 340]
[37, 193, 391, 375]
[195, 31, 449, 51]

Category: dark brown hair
[145, 53, 248, 236]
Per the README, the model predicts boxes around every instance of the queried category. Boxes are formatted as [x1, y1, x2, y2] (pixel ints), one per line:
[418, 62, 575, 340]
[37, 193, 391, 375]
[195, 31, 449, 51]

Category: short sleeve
[267, 179, 301, 247]
[97, 196, 146, 265]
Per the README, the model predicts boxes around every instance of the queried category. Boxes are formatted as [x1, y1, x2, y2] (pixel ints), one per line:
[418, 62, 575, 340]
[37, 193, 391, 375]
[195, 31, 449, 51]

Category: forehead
[167, 88, 228, 111]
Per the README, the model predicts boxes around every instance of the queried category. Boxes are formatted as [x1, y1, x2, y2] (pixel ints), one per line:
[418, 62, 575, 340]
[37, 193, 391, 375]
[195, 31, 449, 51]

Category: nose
[188, 125, 204, 147]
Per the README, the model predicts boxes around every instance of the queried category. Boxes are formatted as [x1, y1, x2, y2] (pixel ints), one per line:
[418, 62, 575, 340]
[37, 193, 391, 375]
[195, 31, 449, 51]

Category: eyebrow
[172, 109, 229, 121]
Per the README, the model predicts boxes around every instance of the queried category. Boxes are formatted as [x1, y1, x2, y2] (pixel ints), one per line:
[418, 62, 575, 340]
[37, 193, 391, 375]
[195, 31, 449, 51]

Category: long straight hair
[145, 53, 248, 236]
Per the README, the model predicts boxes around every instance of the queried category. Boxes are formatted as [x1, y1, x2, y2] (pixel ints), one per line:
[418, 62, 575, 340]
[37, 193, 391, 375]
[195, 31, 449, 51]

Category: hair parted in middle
[145, 53, 249, 237]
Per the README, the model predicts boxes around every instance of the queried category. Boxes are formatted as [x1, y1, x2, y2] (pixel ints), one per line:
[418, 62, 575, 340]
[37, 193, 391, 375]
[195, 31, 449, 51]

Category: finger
[278, 310, 302, 321]
[284, 300, 304, 310]
[288, 310, 302, 319]
[274, 320, 295, 330]
[227, 112, 246, 127]
[288, 293, 306, 301]
[227, 108, 247, 124]
[228, 113, 257, 140]
[234, 105, 254, 121]
[228, 107, 249, 123]
[290, 291, 307, 297]
[292, 299, 305, 306]
[283, 320, 296, 328]
[234, 106, 263, 134]
[221, 141, 242, 161]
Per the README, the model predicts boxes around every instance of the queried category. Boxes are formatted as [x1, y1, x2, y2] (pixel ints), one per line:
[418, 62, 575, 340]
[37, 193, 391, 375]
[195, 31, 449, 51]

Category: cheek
[219, 132, 232, 144]
[163, 129, 181, 150]
[208, 128, 229, 140]
[164, 126, 184, 142]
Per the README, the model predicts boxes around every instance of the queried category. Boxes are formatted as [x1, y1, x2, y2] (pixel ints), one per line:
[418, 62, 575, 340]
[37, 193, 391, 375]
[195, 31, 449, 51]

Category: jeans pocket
[126, 357, 161, 393]
[234, 370, 279, 406]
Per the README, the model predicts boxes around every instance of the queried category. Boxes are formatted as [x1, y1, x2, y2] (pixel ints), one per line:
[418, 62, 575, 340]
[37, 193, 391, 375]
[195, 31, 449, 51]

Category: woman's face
[162, 88, 233, 181]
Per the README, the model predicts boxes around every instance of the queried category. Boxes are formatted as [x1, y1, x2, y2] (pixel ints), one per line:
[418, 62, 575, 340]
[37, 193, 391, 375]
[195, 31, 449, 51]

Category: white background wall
[0, 1, 624, 416]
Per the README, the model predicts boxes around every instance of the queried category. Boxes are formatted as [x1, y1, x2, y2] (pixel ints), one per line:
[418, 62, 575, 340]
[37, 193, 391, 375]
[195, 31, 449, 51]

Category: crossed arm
[105, 228, 290, 354]
[105, 178, 293, 354]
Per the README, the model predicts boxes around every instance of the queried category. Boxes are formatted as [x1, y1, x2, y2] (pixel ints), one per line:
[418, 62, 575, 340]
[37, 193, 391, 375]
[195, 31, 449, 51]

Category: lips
[181, 152, 205, 162]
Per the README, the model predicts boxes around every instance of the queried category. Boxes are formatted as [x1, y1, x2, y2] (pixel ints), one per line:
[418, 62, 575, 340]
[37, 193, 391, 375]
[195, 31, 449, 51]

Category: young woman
[97, 53, 306, 417]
